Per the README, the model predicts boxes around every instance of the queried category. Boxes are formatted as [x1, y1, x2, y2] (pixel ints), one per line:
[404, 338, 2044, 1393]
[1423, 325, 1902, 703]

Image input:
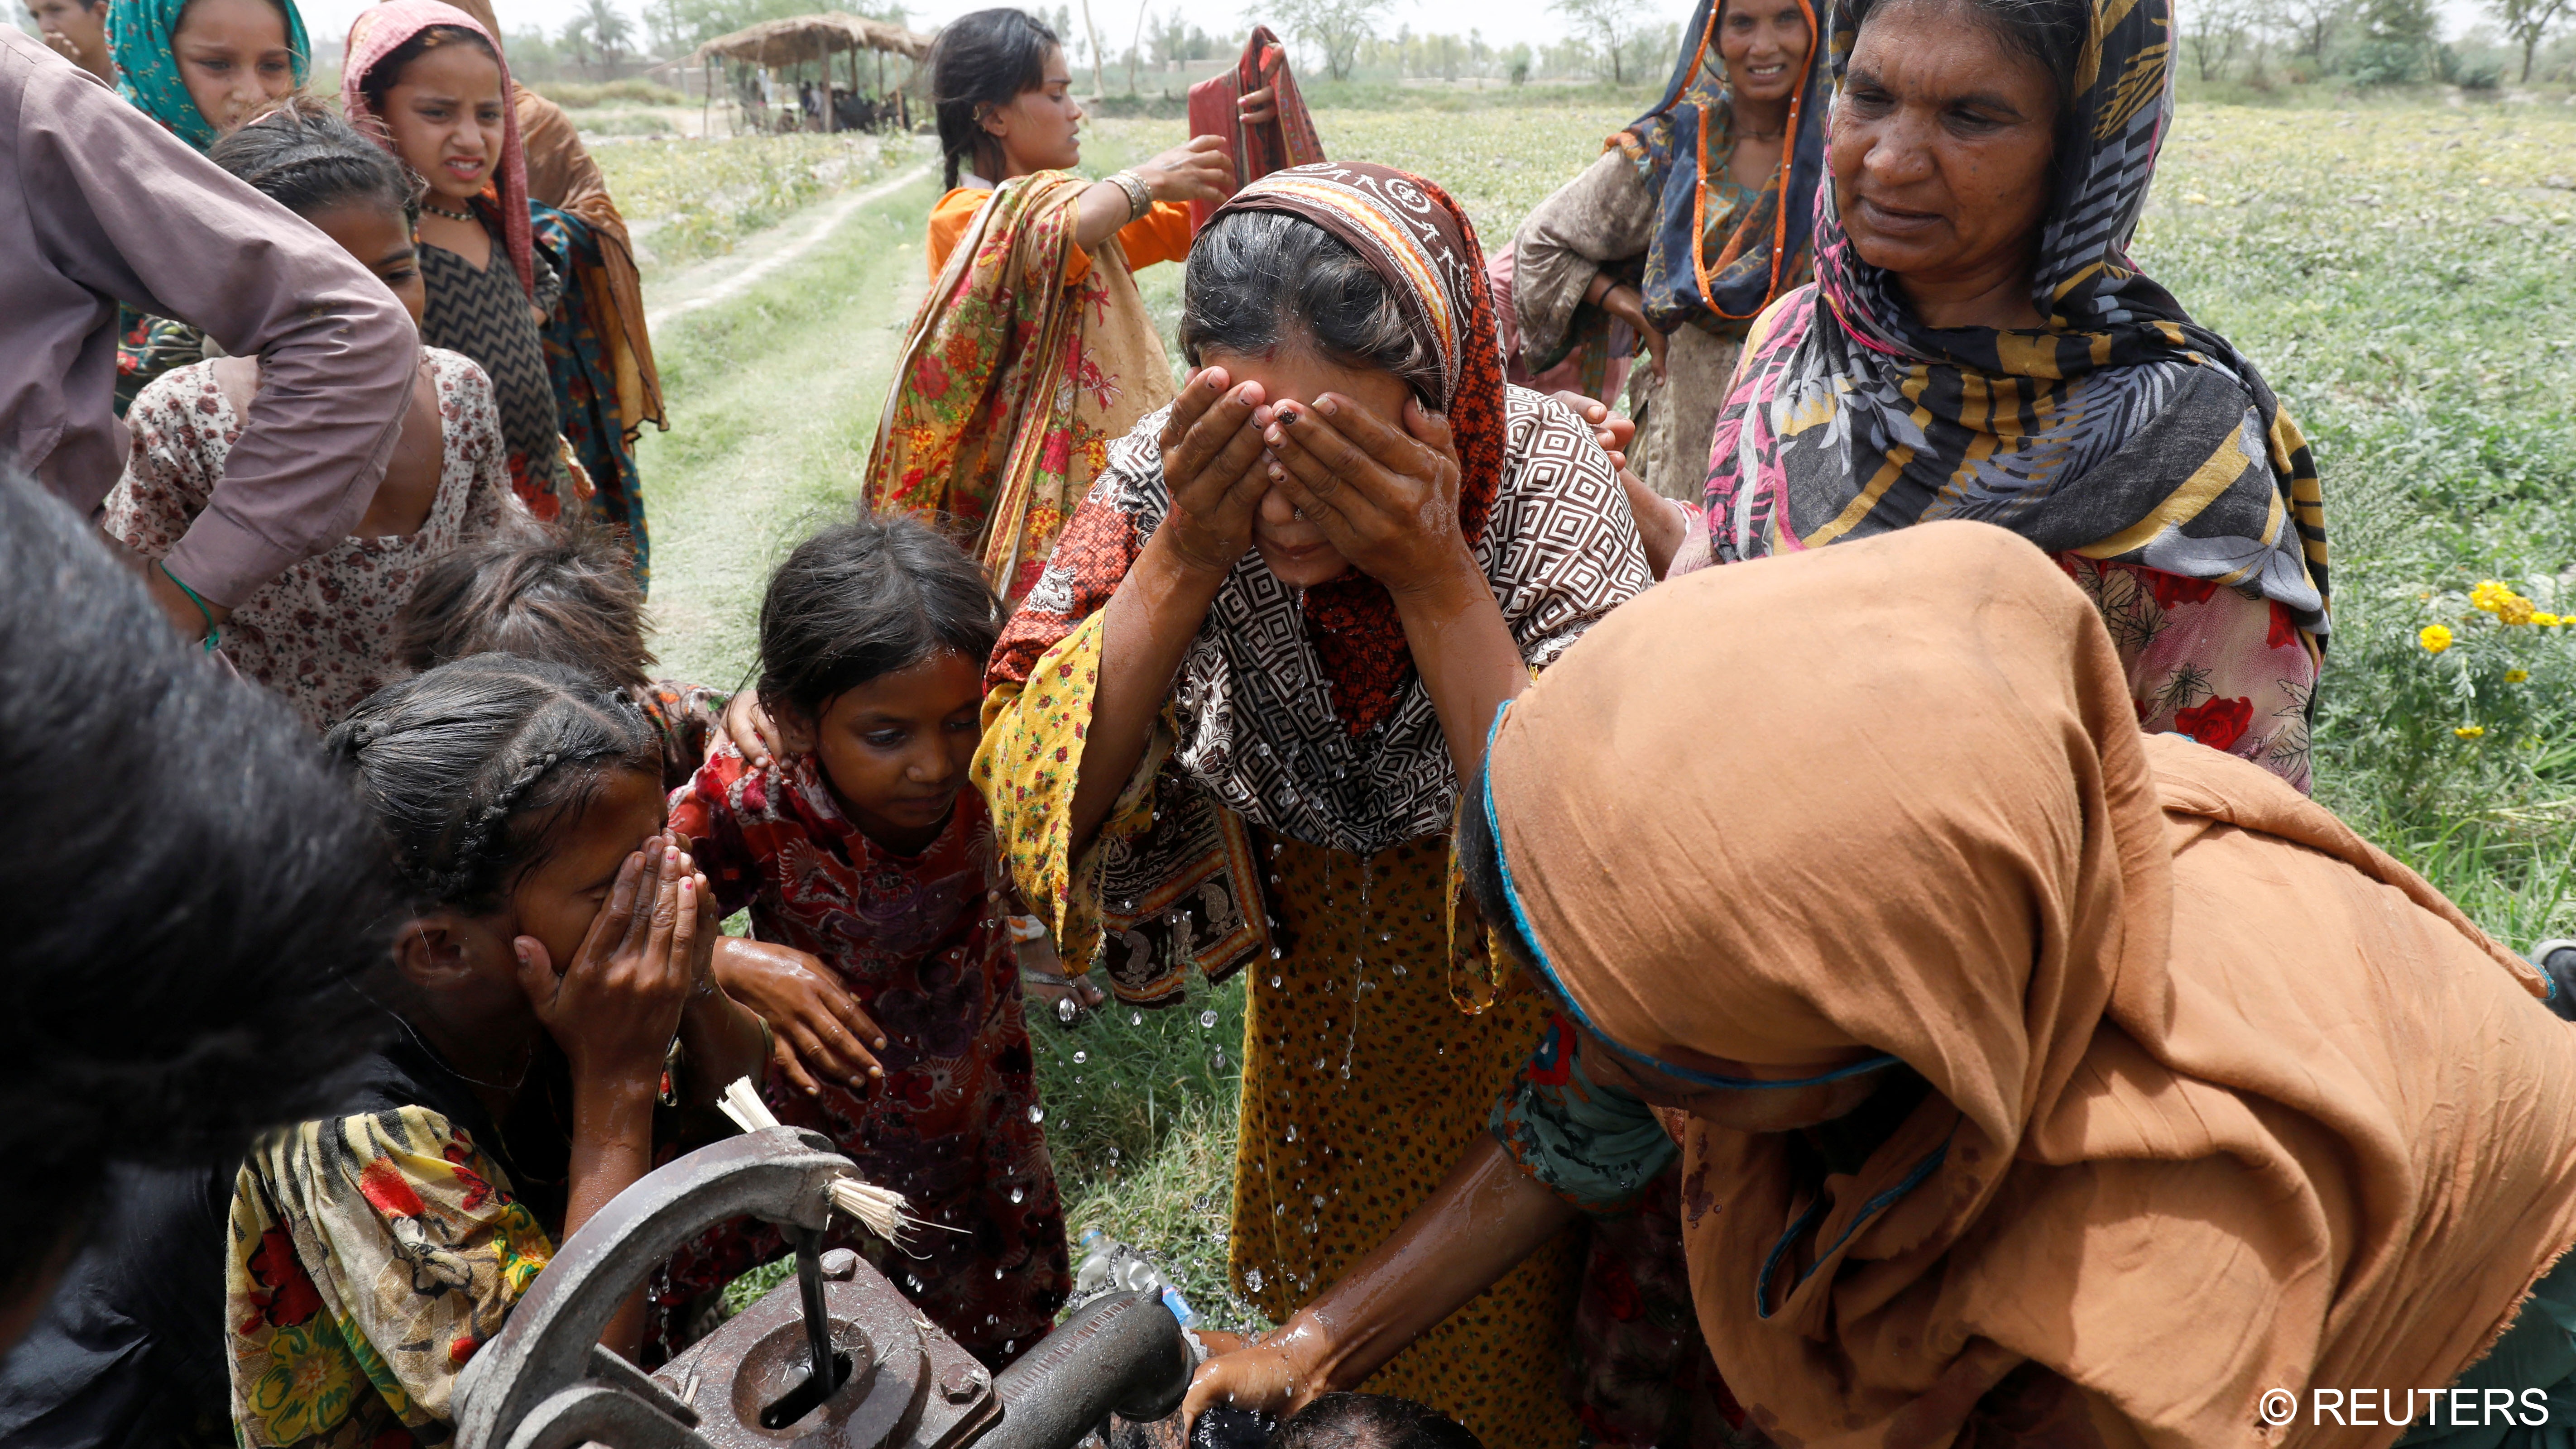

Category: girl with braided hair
[222, 653, 770, 1449]
[103, 96, 525, 732]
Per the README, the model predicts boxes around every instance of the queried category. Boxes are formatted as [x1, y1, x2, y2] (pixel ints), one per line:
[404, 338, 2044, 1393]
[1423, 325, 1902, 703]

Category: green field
[639, 96, 2576, 1327]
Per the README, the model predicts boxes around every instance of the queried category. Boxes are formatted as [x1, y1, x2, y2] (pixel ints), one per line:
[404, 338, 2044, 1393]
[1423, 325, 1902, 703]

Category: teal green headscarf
[107, 0, 311, 150]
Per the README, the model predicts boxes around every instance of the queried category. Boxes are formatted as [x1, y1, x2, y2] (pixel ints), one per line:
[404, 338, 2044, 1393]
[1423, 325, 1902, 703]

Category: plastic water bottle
[1069, 1229, 1199, 1327]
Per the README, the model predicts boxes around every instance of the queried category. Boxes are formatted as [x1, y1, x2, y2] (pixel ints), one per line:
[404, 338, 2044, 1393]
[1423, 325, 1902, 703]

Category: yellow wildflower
[2471, 580, 2513, 612]
[2506, 669, 2530, 683]
[2420, 625, 2454, 653]
[2456, 725, 2487, 740]
[2500, 596, 2538, 626]
[2538, 613, 2564, 628]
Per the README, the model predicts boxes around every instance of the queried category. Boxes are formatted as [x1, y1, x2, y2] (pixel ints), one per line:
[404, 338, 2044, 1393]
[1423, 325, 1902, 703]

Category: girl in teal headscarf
[107, 0, 308, 149]
[105, 0, 310, 411]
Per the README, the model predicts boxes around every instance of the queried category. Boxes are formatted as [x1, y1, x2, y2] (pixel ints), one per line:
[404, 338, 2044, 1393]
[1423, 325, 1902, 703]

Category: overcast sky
[23, 0, 2505, 67]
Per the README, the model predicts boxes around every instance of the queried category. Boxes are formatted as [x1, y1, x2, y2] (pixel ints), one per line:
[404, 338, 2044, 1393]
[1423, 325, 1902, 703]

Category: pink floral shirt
[105, 349, 524, 731]
[2061, 556, 2318, 793]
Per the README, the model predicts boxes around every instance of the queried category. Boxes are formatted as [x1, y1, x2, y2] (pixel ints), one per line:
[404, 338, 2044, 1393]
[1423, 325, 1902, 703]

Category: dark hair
[755, 510, 1002, 724]
[394, 517, 653, 694]
[324, 655, 660, 915]
[1850, 0, 2086, 117]
[357, 23, 501, 121]
[927, 7, 1059, 190]
[1271, 1395, 1486, 1449]
[209, 96, 417, 226]
[1181, 210, 1444, 409]
[0, 469, 388, 1316]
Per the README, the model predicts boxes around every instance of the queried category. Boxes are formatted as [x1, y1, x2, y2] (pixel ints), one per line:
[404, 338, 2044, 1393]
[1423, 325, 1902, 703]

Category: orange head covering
[1483, 520, 2576, 1445]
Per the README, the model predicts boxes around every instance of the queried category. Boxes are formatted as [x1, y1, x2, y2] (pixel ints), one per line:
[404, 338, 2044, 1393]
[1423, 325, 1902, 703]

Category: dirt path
[643, 160, 935, 333]
[633, 167, 942, 688]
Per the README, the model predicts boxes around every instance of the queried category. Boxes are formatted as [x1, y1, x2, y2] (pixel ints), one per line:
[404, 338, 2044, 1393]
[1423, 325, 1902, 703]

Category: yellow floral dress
[226, 1105, 554, 1448]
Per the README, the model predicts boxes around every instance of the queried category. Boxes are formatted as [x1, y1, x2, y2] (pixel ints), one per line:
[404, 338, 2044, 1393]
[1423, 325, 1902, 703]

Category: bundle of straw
[718, 1076, 913, 1243]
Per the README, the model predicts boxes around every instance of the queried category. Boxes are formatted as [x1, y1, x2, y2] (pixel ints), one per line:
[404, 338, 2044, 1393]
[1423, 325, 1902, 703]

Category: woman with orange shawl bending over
[977, 163, 1653, 1449]
[1185, 520, 2576, 1448]
[866, 8, 1276, 603]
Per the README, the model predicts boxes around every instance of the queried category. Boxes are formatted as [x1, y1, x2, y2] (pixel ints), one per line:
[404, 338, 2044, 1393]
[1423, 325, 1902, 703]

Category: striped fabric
[1703, 0, 2329, 649]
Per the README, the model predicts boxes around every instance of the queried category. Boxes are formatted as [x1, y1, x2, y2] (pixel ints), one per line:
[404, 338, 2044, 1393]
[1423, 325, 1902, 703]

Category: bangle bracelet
[158, 560, 221, 654]
[1107, 169, 1152, 225]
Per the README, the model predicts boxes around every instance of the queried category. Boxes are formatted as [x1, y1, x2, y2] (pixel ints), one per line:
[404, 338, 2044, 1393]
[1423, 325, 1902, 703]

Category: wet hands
[715, 939, 891, 1099]
[514, 833, 710, 1090]
[1138, 134, 1234, 206]
[1181, 1319, 1332, 1434]
[1260, 392, 1473, 598]
[1158, 366, 1274, 577]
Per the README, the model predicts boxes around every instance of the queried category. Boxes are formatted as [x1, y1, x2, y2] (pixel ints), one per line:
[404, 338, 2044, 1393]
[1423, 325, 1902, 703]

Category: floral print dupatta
[864, 174, 1175, 603]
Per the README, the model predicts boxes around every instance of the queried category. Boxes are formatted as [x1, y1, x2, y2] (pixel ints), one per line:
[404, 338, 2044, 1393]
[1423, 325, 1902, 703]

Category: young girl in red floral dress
[650, 510, 1068, 1367]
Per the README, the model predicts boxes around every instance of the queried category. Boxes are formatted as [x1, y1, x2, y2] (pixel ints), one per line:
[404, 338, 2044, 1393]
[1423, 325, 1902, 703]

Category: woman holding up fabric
[1494, 0, 1821, 501]
[1185, 519, 2576, 1449]
[976, 163, 1650, 1449]
[865, 8, 1249, 604]
[1694, 0, 2328, 790]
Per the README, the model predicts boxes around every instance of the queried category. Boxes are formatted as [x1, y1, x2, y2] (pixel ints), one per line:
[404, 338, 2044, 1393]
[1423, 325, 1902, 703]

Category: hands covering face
[1159, 363, 1469, 596]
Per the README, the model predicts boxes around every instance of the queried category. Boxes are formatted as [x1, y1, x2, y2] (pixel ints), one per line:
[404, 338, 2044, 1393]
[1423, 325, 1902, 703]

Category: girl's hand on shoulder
[1138, 134, 1233, 204]
[515, 835, 698, 1090]
[713, 939, 889, 1099]
[1260, 393, 1473, 598]
[720, 690, 783, 770]
[1157, 367, 1274, 579]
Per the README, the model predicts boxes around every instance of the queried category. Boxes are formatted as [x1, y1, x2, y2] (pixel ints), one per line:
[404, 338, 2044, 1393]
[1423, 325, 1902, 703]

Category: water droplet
[1055, 996, 1077, 1023]
[1028, 1105, 1045, 1124]
[1010, 1186, 1025, 1203]
[1392, 962, 1407, 977]
[1245, 1267, 1264, 1292]
[1107, 1146, 1120, 1162]
[1199, 1009, 1218, 1029]
[1005, 1340, 1015, 1354]
[1130, 1012, 1143, 1027]
[1213, 1049, 1228, 1070]
[1269, 946, 1283, 959]
[1284, 1124, 1298, 1142]
[906, 1274, 923, 1291]
[1073, 1050, 1087, 1064]
[994, 1267, 1005, 1279]
[1270, 974, 1282, 988]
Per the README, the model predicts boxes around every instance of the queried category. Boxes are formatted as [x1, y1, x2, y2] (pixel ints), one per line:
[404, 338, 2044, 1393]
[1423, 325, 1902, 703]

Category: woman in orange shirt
[864, 7, 1252, 603]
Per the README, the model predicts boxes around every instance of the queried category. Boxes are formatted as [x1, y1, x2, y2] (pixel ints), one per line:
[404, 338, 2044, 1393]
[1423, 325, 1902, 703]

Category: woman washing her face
[977, 163, 1651, 1449]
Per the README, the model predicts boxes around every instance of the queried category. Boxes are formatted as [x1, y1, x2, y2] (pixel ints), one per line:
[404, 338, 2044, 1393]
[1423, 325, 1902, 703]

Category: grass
[647, 92, 2576, 1332]
[594, 132, 920, 271]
